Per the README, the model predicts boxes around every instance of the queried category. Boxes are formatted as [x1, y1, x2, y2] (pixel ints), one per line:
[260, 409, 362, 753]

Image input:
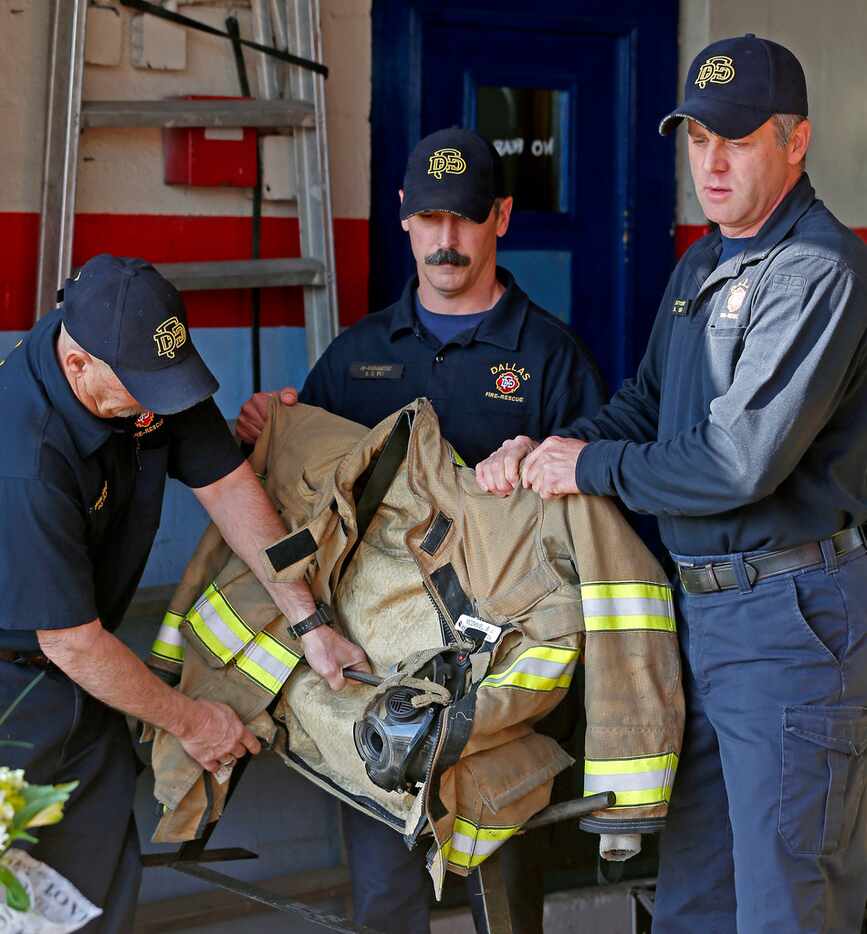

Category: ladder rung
[155, 258, 324, 291]
[81, 99, 314, 129]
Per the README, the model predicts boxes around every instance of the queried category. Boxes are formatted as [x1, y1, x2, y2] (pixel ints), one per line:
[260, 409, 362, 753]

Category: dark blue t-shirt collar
[389, 267, 529, 351]
[414, 295, 489, 346]
[31, 311, 115, 458]
[691, 174, 817, 294]
[718, 234, 756, 266]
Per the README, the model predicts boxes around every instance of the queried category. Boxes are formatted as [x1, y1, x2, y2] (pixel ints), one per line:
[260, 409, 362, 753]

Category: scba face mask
[354, 651, 470, 793]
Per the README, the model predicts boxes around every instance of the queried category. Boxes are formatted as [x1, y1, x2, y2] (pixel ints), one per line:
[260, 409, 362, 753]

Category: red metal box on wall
[162, 96, 257, 187]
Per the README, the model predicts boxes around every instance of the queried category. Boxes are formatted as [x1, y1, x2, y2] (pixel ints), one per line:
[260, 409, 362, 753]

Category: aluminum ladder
[36, 0, 339, 365]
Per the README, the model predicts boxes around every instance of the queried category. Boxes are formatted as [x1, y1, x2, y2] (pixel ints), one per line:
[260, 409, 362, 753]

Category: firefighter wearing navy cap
[0, 255, 368, 933]
[237, 128, 607, 934]
[478, 34, 867, 932]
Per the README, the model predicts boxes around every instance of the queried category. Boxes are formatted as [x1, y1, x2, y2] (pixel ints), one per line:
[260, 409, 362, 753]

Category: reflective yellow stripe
[443, 817, 520, 869]
[584, 753, 676, 775]
[151, 611, 185, 663]
[481, 645, 578, 693]
[235, 631, 302, 695]
[584, 752, 679, 808]
[581, 583, 671, 600]
[581, 581, 676, 633]
[186, 582, 254, 664]
[449, 445, 467, 467]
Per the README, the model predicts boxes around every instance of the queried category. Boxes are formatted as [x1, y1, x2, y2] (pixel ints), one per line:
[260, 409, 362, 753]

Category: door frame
[370, 0, 679, 389]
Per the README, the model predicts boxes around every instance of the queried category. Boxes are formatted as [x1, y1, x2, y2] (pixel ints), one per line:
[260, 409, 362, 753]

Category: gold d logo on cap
[427, 148, 467, 180]
[695, 55, 735, 89]
[153, 316, 187, 359]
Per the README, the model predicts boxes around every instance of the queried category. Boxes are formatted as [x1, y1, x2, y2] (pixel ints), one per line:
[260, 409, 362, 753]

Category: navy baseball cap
[400, 128, 506, 224]
[61, 254, 218, 415]
[659, 34, 807, 139]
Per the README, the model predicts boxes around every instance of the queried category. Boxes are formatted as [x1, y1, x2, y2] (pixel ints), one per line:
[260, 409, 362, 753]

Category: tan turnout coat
[147, 399, 684, 893]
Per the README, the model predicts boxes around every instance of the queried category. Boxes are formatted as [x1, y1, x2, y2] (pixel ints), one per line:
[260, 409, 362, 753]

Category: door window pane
[477, 86, 568, 213]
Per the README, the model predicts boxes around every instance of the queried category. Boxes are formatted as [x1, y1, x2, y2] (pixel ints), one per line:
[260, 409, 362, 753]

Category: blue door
[371, 0, 678, 391]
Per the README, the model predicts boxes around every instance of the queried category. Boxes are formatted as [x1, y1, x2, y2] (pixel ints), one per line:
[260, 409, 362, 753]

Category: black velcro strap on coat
[421, 512, 453, 556]
[337, 410, 414, 581]
[265, 528, 318, 574]
[354, 410, 414, 544]
[429, 563, 473, 624]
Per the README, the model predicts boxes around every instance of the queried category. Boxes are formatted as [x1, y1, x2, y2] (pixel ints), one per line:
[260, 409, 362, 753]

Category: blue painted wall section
[499, 250, 572, 323]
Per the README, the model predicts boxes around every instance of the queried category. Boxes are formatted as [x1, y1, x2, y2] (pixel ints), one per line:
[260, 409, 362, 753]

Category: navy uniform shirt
[562, 175, 867, 556]
[300, 268, 606, 466]
[0, 311, 245, 651]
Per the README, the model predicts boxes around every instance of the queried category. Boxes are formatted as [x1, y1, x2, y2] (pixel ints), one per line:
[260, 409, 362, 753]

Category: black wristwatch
[288, 603, 333, 639]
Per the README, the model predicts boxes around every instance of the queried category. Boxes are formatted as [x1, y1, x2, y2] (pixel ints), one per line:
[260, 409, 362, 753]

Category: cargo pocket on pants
[779, 705, 867, 856]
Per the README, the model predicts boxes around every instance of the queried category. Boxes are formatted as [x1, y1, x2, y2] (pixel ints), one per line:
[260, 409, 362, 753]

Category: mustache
[424, 248, 471, 267]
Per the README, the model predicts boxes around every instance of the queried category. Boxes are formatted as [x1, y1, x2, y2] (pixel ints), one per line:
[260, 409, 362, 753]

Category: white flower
[0, 768, 25, 790]
[0, 770, 24, 852]
[0, 790, 13, 823]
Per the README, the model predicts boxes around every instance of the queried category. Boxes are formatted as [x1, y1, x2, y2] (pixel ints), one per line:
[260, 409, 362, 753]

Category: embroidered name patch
[349, 363, 405, 380]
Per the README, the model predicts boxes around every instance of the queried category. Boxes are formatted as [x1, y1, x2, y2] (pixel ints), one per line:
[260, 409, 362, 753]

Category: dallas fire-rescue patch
[485, 362, 531, 404]
[133, 409, 166, 439]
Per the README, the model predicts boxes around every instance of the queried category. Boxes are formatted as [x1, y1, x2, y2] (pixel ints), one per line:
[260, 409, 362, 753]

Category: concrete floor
[145, 880, 653, 933]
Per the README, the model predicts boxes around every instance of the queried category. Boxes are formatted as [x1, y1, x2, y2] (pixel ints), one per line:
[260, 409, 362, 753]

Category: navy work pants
[0, 663, 141, 934]
[343, 805, 544, 934]
[654, 546, 867, 933]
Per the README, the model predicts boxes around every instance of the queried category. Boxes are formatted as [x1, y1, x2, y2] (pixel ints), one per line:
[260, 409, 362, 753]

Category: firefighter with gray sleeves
[0, 256, 368, 933]
[477, 35, 867, 933]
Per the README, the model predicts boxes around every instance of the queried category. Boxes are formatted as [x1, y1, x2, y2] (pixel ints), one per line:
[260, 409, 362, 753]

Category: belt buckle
[677, 562, 722, 594]
[702, 562, 722, 593]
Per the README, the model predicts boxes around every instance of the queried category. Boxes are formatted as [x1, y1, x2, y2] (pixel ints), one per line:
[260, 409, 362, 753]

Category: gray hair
[773, 113, 806, 147]
[773, 114, 808, 170]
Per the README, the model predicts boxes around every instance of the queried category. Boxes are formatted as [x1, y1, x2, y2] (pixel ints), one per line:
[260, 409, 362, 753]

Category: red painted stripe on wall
[674, 224, 709, 257]
[0, 213, 368, 330]
[5, 218, 867, 328]
[2, 213, 41, 330]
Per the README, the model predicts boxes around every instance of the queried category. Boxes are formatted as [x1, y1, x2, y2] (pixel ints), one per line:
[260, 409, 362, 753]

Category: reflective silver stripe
[194, 596, 247, 655]
[154, 623, 183, 647]
[581, 597, 673, 618]
[485, 655, 568, 683]
[584, 769, 670, 794]
[240, 640, 292, 684]
[450, 830, 503, 859]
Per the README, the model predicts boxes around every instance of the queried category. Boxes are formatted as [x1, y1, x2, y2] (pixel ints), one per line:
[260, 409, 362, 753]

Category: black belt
[677, 525, 867, 595]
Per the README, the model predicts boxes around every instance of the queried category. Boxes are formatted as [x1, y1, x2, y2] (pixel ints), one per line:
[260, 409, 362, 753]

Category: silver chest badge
[720, 277, 749, 320]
